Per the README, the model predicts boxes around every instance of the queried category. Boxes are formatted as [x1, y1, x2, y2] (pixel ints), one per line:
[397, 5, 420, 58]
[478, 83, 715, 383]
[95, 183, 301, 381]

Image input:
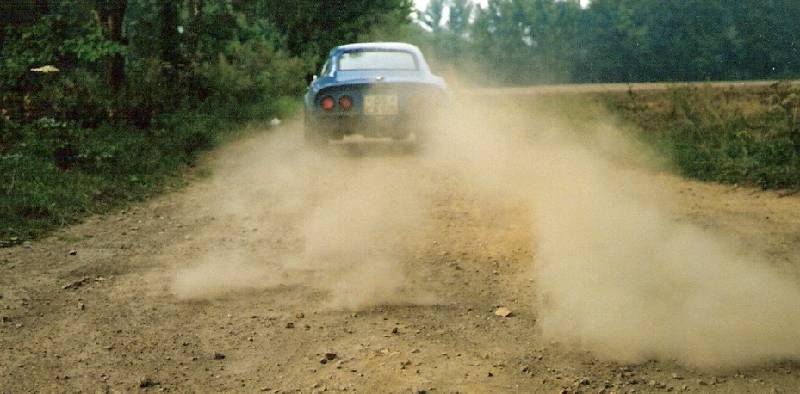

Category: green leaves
[62, 22, 126, 63]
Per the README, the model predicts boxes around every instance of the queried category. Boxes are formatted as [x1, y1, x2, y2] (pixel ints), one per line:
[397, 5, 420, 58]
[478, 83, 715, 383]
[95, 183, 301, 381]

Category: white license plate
[363, 95, 399, 115]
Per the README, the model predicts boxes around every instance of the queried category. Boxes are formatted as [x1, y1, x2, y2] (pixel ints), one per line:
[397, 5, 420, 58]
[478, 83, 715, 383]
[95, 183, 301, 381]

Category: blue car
[303, 42, 448, 145]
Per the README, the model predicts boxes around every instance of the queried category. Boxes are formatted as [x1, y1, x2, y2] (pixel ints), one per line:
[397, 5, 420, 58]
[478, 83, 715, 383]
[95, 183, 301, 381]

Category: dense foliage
[0, 0, 410, 245]
[417, 0, 800, 84]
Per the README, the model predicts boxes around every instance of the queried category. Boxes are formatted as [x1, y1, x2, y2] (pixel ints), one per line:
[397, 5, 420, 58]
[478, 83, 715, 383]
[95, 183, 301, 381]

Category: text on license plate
[363, 95, 399, 115]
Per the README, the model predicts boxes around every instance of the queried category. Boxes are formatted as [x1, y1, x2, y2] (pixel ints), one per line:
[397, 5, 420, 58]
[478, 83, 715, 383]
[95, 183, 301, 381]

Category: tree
[246, 0, 413, 61]
[420, 0, 447, 33]
[95, 0, 128, 92]
[468, 0, 583, 84]
[448, 0, 473, 36]
[578, 0, 649, 82]
[729, 0, 800, 79]
[159, 0, 179, 69]
[0, 0, 49, 48]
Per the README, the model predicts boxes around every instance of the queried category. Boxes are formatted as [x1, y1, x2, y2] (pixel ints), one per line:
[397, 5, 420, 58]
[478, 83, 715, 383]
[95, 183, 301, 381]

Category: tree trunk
[160, 1, 180, 69]
[186, 0, 204, 61]
[32, 0, 49, 15]
[108, 1, 126, 93]
[95, 0, 128, 93]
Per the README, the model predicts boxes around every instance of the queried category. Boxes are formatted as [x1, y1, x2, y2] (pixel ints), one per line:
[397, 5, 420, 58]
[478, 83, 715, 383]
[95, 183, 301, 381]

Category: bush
[0, 5, 308, 246]
[2, 113, 225, 246]
[195, 36, 307, 121]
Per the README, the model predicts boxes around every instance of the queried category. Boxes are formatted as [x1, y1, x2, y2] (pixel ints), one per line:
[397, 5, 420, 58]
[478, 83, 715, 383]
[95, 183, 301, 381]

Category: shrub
[196, 36, 307, 121]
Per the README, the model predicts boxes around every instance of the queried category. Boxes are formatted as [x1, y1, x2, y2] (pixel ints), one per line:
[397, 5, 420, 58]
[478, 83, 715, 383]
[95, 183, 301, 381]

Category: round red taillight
[320, 96, 335, 111]
[339, 95, 353, 111]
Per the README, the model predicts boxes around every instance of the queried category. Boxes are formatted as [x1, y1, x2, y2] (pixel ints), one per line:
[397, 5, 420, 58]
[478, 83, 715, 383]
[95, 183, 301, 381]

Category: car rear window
[338, 51, 418, 71]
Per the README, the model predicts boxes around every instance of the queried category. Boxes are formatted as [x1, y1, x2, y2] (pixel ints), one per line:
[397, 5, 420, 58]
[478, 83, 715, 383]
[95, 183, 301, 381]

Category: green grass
[491, 84, 800, 190]
[0, 98, 299, 247]
[601, 83, 800, 189]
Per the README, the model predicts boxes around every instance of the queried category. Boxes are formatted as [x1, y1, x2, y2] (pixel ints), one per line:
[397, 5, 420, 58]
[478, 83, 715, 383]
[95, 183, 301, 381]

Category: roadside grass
[487, 82, 800, 191]
[1, 99, 299, 247]
[602, 82, 800, 190]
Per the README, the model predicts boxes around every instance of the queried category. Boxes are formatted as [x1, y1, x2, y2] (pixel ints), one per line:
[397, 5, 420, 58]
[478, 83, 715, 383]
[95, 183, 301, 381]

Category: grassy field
[602, 82, 800, 190]
[1, 104, 297, 248]
[475, 81, 800, 191]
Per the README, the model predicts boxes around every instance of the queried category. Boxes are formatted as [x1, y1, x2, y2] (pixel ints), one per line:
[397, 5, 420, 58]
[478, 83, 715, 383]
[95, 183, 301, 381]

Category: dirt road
[2, 98, 800, 393]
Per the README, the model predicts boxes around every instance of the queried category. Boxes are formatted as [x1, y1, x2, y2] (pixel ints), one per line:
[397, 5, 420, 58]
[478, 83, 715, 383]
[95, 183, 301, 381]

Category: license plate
[363, 95, 399, 115]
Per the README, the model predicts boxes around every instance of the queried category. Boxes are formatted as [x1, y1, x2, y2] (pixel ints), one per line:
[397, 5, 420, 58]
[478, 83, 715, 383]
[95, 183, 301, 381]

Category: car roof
[326, 42, 432, 75]
[333, 42, 421, 53]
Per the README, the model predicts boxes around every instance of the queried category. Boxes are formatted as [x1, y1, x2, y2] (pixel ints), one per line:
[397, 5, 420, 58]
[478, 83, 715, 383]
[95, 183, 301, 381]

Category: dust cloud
[171, 128, 432, 310]
[169, 87, 800, 368]
[426, 95, 800, 369]
[525, 144, 800, 369]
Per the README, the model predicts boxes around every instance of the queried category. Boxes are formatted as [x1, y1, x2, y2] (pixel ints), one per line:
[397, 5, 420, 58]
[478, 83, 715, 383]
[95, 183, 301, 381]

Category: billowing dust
[170, 93, 800, 369]
[171, 130, 432, 309]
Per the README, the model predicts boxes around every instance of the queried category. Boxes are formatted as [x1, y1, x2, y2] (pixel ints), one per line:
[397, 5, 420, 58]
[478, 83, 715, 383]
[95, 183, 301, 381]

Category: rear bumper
[306, 113, 418, 139]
